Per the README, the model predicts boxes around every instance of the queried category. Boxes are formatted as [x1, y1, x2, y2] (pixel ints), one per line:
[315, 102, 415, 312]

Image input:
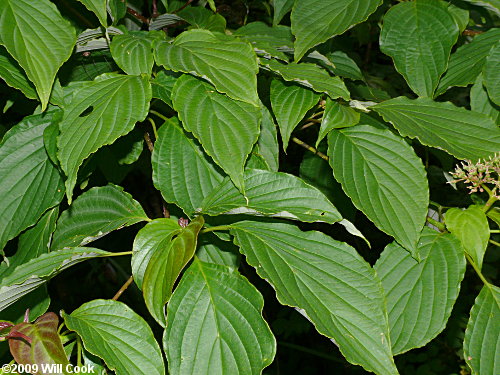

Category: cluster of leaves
[0, 0, 499, 374]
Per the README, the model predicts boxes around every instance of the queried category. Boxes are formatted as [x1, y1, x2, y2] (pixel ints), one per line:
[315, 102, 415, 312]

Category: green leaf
[230, 221, 397, 375]
[165, 259, 276, 375]
[470, 74, 500, 123]
[316, 98, 360, 147]
[373, 96, 500, 160]
[270, 79, 320, 150]
[0, 46, 36, 99]
[108, 0, 127, 24]
[143, 216, 204, 325]
[178, 6, 226, 33]
[155, 29, 259, 106]
[483, 40, 500, 106]
[447, 3, 469, 33]
[326, 51, 364, 81]
[234, 22, 292, 61]
[196, 233, 240, 268]
[462, 0, 500, 16]
[132, 218, 181, 290]
[328, 125, 429, 255]
[57, 74, 152, 202]
[299, 148, 357, 220]
[291, 0, 382, 61]
[9, 313, 70, 372]
[273, 0, 294, 25]
[171, 75, 261, 192]
[261, 59, 350, 100]
[0, 248, 111, 312]
[374, 228, 466, 354]
[436, 28, 500, 96]
[1, 286, 51, 325]
[0, 112, 64, 251]
[152, 117, 224, 216]
[110, 31, 161, 75]
[463, 284, 500, 375]
[75, 0, 107, 26]
[445, 206, 489, 270]
[200, 169, 342, 224]
[51, 184, 149, 251]
[63, 299, 165, 375]
[0, 0, 76, 110]
[255, 106, 279, 172]
[0, 207, 58, 280]
[151, 70, 178, 108]
[380, 0, 458, 97]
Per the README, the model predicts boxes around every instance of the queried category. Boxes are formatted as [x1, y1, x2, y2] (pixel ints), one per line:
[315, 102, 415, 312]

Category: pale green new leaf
[0, 112, 64, 251]
[270, 79, 320, 150]
[463, 285, 500, 375]
[0, 0, 76, 110]
[200, 169, 342, 224]
[316, 98, 360, 147]
[436, 28, 500, 96]
[375, 228, 466, 354]
[51, 184, 149, 251]
[445, 206, 489, 270]
[0, 207, 58, 280]
[273, 0, 294, 25]
[110, 31, 163, 75]
[143, 216, 204, 326]
[328, 125, 429, 256]
[57, 74, 152, 202]
[155, 29, 259, 105]
[132, 218, 182, 289]
[0, 248, 111, 312]
[152, 117, 224, 216]
[373, 96, 500, 160]
[165, 259, 275, 375]
[380, 0, 458, 97]
[230, 221, 397, 375]
[76, 0, 107, 26]
[470, 74, 500, 123]
[483, 40, 500, 106]
[291, 0, 382, 61]
[0, 46, 36, 99]
[63, 299, 165, 375]
[261, 59, 350, 100]
[171, 75, 260, 192]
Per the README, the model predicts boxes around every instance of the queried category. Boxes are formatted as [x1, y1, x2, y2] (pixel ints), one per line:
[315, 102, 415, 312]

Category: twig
[300, 121, 318, 130]
[173, 0, 194, 13]
[127, 7, 149, 24]
[152, 0, 159, 18]
[463, 29, 483, 36]
[144, 132, 154, 152]
[489, 239, 500, 247]
[292, 137, 329, 161]
[426, 216, 446, 232]
[112, 276, 134, 301]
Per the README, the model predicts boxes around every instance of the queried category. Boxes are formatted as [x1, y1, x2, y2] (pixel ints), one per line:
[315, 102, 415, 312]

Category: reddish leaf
[9, 312, 69, 375]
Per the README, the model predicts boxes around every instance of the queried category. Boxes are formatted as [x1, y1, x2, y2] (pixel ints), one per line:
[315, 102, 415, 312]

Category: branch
[127, 7, 149, 24]
[112, 275, 134, 301]
[292, 137, 329, 161]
